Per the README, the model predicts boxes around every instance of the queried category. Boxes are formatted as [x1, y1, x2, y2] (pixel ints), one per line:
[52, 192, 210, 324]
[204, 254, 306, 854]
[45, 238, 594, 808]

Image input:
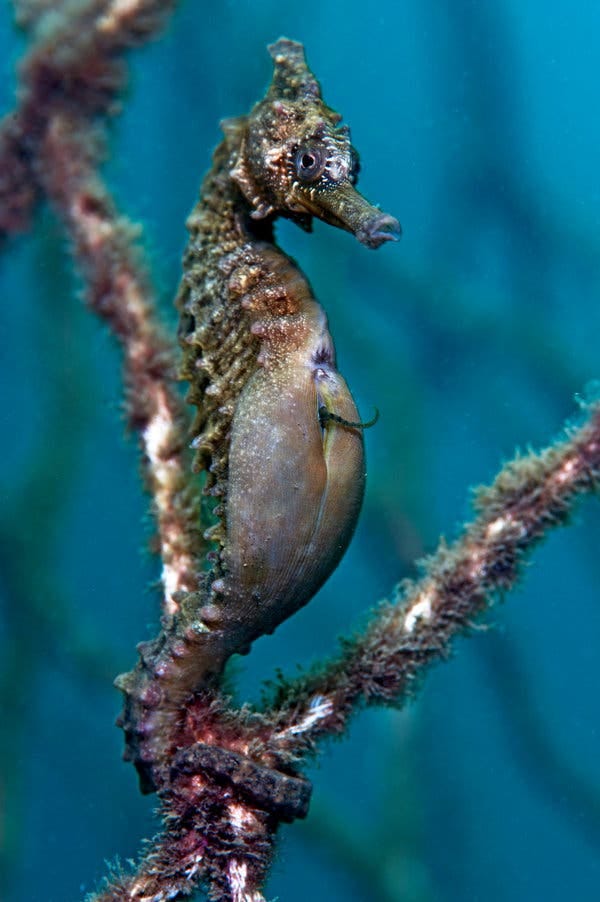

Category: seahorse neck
[193, 136, 274, 255]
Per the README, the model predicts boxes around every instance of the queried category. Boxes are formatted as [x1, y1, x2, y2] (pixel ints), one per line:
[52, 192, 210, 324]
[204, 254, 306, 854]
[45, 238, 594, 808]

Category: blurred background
[1, 2, 600, 900]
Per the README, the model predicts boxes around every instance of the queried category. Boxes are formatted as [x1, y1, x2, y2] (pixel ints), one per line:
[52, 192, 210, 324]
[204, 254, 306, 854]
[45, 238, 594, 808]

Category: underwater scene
[1, 1, 599, 900]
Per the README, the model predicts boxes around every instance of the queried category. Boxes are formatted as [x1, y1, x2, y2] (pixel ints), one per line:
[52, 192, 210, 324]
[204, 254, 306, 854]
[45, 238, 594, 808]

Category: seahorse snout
[356, 211, 402, 249]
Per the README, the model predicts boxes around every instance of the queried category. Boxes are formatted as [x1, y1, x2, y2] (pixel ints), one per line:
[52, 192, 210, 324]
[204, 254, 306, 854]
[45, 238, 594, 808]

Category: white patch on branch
[404, 591, 433, 633]
[228, 802, 258, 833]
[98, 0, 142, 34]
[228, 859, 266, 902]
[486, 515, 510, 538]
[146, 400, 196, 613]
[554, 454, 578, 484]
[277, 694, 334, 738]
[468, 546, 486, 582]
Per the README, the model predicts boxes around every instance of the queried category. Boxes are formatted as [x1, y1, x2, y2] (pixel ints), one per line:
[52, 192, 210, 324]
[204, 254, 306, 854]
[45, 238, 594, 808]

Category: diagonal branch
[1, 0, 178, 236]
[38, 110, 202, 610]
[258, 400, 600, 759]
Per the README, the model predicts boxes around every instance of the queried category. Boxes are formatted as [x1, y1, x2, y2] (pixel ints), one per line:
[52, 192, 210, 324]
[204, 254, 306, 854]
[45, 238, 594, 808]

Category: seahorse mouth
[291, 181, 401, 250]
[355, 212, 402, 249]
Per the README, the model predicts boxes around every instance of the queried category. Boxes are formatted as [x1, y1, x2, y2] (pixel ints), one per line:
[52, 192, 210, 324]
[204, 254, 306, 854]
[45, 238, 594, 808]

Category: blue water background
[1, 2, 599, 900]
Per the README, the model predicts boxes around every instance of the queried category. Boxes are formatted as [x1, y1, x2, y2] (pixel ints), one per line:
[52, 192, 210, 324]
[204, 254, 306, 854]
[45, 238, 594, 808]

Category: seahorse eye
[295, 145, 326, 182]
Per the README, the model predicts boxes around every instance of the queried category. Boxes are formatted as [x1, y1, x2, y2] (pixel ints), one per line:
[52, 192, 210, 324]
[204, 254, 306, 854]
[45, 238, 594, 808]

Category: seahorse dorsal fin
[267, 38, 320, 102]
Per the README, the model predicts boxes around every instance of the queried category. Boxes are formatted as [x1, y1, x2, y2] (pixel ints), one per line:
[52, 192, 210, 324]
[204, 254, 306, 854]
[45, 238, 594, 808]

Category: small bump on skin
[199, 604, 223, 627]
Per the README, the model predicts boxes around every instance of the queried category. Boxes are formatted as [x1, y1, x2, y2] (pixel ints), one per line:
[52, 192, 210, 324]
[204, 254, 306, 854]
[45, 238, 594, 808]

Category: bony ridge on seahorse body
[176, 37, 401, 655]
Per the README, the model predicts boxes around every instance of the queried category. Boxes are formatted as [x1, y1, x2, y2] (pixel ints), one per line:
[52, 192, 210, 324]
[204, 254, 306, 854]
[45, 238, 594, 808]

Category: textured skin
[116, 39, 400, 793]
[176, 38, 400, 642]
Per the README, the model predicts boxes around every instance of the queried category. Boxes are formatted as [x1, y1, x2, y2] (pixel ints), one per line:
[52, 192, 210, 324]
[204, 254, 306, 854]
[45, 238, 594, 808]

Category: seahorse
[176, 37, 399, 638]
[116, 38, 400, 792]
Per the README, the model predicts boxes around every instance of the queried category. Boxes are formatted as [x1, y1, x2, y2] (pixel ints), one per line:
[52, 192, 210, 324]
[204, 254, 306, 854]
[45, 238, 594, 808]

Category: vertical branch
[0, 0, 232, 799]
[0, 0, 203, 614]
[1, 0, 177, 239]
[39, 112, 203, 613]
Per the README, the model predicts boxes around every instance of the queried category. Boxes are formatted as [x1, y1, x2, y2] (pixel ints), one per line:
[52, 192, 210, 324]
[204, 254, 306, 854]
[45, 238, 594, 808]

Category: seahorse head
[230, 38, 401, 249]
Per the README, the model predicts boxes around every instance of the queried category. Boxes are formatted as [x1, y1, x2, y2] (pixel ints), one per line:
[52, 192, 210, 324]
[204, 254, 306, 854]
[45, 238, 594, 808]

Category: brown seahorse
[116, 38, 400, 792]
